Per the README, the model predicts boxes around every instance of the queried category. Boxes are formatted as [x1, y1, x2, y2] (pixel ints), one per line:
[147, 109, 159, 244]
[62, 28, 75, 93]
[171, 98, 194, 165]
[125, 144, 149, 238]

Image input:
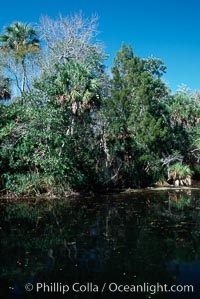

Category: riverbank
[0, 181, 200, 202]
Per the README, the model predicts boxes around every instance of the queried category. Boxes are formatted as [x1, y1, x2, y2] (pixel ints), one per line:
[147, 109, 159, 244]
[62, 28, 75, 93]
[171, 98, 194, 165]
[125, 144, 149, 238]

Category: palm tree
[56, 61, 101, 113]
[54, 60, 101, 135]
[0, 22, 40, 95]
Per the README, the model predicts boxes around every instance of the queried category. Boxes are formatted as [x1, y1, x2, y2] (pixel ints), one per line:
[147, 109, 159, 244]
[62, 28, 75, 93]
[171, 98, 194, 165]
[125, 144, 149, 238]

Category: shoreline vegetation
[1, 184, 200, 202]
[0, 13, 199, 198]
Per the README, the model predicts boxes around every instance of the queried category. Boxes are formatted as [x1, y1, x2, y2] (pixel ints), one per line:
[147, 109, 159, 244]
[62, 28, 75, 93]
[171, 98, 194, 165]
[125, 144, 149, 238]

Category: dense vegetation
[0, 13, 199, 195]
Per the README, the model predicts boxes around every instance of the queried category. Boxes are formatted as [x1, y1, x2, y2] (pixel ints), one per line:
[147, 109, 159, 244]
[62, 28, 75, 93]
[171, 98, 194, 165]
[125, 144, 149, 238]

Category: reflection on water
[0, 190, 200, 298]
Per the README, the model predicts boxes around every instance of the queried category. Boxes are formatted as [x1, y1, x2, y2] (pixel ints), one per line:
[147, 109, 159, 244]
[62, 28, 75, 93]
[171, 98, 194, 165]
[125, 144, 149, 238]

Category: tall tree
[103, 44, 170, 186]
[0, 22, 40, 96]
[38, 13, 107, 77]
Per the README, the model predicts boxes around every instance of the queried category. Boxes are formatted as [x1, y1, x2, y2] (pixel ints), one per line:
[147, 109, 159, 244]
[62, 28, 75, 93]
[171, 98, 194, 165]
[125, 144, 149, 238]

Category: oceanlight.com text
[24, 281, 194, 295]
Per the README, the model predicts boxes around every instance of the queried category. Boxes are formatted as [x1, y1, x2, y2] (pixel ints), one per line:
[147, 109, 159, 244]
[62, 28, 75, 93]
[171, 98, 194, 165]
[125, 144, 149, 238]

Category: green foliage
[0, 22, 40, 94]
[0, 75, 11, 100]
[0, 53, 106, 194]
[193, 123, 200, 151]
[169, 162, 192, 179]
[101, 44, 171, 187]
[0, 22, 39, 58]
[0, 17, 199, 194]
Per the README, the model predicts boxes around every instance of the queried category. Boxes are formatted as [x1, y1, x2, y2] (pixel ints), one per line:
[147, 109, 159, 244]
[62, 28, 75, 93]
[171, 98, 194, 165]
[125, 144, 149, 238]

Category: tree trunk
[21, 58, 26, 94]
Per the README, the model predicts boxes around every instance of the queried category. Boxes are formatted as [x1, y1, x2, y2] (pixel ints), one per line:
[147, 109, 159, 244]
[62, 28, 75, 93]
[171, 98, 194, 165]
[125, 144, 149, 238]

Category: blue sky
[0, 0, 200, 92]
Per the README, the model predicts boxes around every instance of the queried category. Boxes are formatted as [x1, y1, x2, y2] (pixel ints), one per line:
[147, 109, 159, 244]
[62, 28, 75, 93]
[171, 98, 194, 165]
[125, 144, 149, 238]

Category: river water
[1, 189, 200, 298]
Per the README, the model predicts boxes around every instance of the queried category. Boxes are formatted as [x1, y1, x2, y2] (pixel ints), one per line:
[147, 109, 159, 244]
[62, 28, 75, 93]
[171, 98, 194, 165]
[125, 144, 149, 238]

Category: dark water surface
[1, 189, 200, 298]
